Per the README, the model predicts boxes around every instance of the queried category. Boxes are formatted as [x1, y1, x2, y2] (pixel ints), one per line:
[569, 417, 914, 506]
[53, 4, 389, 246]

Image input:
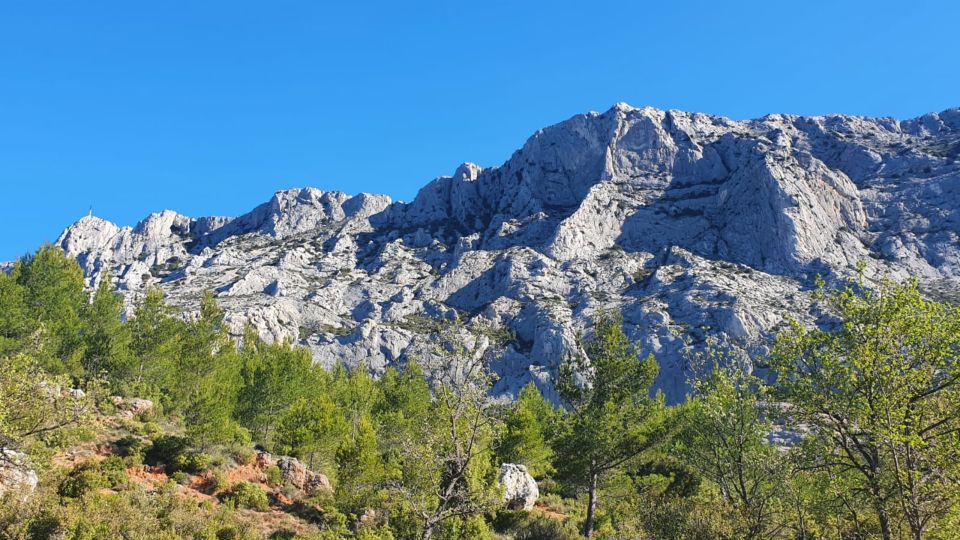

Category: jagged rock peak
[53, 104, 960, 403]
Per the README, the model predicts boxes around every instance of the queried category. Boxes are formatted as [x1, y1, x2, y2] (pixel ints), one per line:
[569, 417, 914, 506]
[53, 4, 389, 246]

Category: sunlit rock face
[57, 104, 960, 403]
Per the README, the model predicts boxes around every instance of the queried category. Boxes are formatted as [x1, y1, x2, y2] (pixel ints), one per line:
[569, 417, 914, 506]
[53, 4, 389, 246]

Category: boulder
[113, 397, 155, 418]
[276, 456, 332, 494]
[499, 463, 538, 510]
[0, 449, 38, 500]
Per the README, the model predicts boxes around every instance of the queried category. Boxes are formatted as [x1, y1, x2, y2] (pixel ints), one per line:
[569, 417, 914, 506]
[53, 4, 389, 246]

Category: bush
[147, 435, 190, 466]
[224, 481, 269, 511]
[264, 464, 283, 487]
[493, 509, 581, 540]
[115, 435, 148, 464]
[217, 526, 243, 540]
[59, 462, 108, 498]
[209, 469, 230, 493]
[141, 421, 164, 439]
[100, 455, 128, 487]
[174, 451, 213, 474]
[172, 471, 191, 485]
[231, 446, 256, 466]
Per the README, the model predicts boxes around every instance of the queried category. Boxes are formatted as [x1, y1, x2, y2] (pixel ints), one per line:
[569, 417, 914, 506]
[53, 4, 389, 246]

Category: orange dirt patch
[533, 501, 568, 521]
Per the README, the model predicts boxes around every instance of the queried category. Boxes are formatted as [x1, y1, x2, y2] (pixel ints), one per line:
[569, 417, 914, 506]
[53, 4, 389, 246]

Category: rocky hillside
[56, 104, 960, 402]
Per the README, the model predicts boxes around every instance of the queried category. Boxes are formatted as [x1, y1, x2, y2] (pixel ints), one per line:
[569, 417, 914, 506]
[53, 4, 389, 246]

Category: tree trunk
[420, 522, 435, 540]
[876, 503, 892, 540]
[584, 468, 598, 538]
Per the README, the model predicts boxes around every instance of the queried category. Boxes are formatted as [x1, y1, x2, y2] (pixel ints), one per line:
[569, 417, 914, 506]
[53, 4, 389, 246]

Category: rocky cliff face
[56, 104, 960, 402]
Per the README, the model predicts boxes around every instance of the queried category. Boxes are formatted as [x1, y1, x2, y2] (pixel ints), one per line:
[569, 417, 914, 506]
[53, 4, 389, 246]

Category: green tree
[16, 245, 87, 374]
[0, 351, 93, 458]
[676, 366, 788, 539]
[336, 414, 386, 515]
[175, 291, 244, 448]
[81, 274, 132, 380]
[395, 326, 502, 540]
[555, 310, 665, 538]
[374, 362, 432, 483]
[498, 382, 560, 479]
[235, 338, 320, 443]
[128, 287, 184, 394]
[274, 394, 346, 472]
[0, 266, 30, 355]
[771, 278, 960, 540]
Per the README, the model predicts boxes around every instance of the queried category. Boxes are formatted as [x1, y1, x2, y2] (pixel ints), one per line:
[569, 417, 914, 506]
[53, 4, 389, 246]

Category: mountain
[56, 103, 960, 402]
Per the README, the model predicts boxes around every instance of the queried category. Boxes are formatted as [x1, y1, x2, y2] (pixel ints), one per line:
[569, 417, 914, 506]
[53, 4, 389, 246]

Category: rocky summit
[57, 104, 960, 402]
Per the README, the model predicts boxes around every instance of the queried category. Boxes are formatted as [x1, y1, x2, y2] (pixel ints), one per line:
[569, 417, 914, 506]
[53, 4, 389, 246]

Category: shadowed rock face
[56, 104, 960, 403]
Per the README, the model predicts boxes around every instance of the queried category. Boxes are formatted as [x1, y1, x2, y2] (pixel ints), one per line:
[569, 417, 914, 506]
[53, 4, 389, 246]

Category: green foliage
[225, 481, 269, 511]
[172, 471, 190, 485]
[236, 339, 321, 444]
[771, 278, 960, 540]
[274, 394, 346, 473]
[99, 455, 128, 488]
[335, 414, 386, 514]
[114, 435, 148, 464]
[9, 240, 960, 539]
[264, 464, 283, 487]
[492, 510, 581, 540]
[174, 450, 213, 474]
[555, 310, 666, 537]
[147, 434, 191, 466]
[58, 461, 109, 498]
[81, 274, 132, 380]
[0, 350, 93, 460]
[210, 469, 231, 493]
[15, 245, 87, 374]
[675, 365, 787, 539]
[498, 382, 560, 478]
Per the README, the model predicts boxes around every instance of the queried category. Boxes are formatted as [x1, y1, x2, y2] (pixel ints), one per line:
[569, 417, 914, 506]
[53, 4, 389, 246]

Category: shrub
[147, 435, 190, 466]
[59, 462, 108, 498]
[225, 482, 269, 511]
[264, 464, 283, 487]
[115, 435, 148, 463]
[209, 470, 230, 493]
[141, 421, 164, 439]
[217, 526, 243, 540]
[493, 510, 581, 540]
[100, 455, 128, 488]
[172, 471, 191, 485]
[174, 451, 213, 474]
[231, 446, 256, 466]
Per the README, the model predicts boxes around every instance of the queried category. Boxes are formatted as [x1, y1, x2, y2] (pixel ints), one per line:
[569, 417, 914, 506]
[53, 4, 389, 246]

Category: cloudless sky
[1, 0, 958, 260]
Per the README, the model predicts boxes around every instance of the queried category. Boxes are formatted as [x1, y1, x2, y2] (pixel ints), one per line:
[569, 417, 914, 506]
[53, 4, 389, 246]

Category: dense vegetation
[2, 245, 960, 539]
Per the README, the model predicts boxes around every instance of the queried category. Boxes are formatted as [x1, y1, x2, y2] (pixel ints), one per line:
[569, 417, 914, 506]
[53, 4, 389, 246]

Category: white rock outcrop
[276, 456, 332, 494]
[51, 104, 960, 402]
[0, 449, 38, 500]
[499, 463, 539, 510]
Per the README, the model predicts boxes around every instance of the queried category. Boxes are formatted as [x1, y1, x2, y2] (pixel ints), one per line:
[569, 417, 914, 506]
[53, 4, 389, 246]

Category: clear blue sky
[1, 0, 957, 261]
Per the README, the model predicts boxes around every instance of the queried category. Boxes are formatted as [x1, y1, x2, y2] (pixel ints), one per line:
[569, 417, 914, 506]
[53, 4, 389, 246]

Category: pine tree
[0, 266, 30, 355]
[336, 414, 386, 514]
[82, 274, 132, 380]
[274, 395, 346, 472]
[176, 291, 244, 448]
[555, 310, 665, 538]
[16, 245, 87, 374]
[499, 382, 560, 478]
[128, 288, 184, 394]
[235, 339, 319, 443]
